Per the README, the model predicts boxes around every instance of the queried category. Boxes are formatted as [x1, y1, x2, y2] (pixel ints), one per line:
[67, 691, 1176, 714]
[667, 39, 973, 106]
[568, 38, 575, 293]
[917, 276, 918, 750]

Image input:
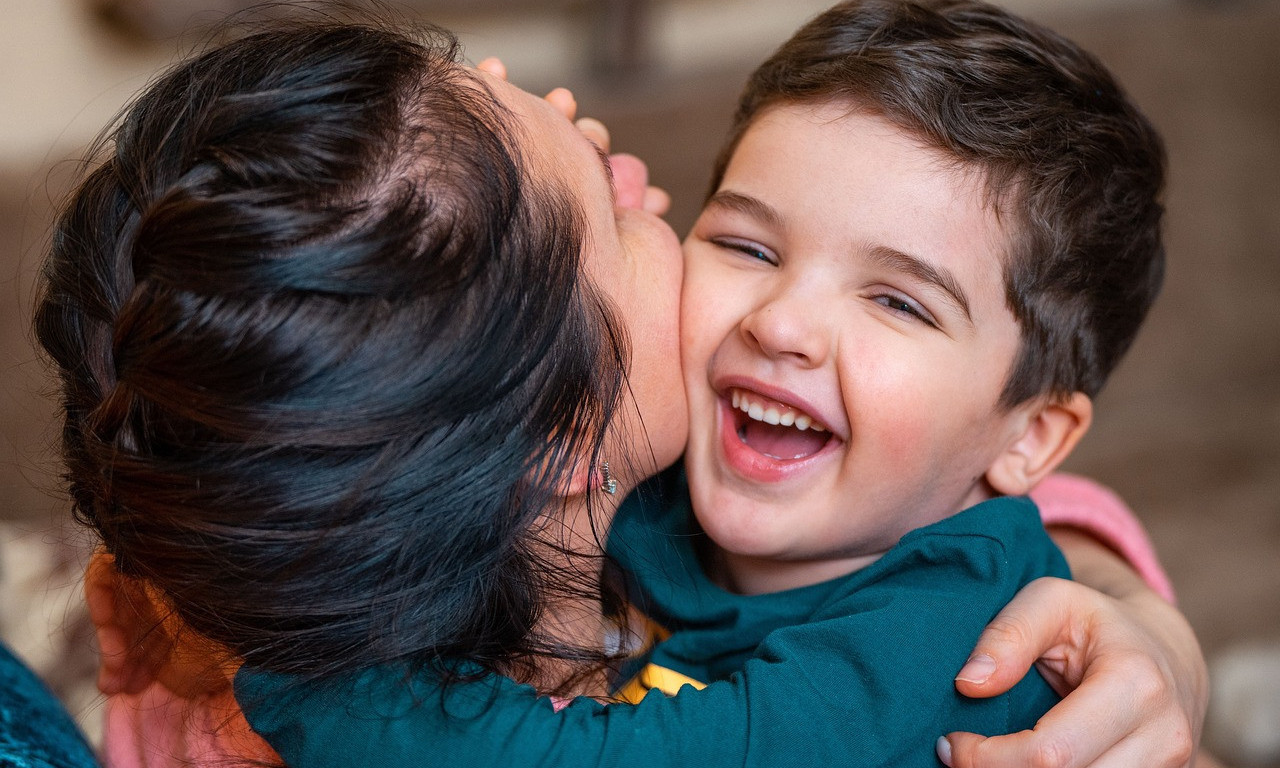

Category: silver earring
[600, 462, 617, 495]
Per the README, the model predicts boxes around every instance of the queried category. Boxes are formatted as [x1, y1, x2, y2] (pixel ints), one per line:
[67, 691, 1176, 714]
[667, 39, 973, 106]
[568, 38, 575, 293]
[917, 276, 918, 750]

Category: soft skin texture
[477, 69, 688, 494]
[681, 102, 1089, 595]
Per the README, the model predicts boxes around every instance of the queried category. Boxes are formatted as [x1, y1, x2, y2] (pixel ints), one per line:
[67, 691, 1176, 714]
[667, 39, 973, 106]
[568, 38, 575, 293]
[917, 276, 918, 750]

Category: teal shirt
[238, 477, 1069, 767]
[608, 469, 902, 691]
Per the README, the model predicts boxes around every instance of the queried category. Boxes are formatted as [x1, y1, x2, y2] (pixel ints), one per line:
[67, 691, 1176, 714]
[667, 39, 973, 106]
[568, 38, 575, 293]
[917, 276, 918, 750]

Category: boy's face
[681, 103, 1031, 592]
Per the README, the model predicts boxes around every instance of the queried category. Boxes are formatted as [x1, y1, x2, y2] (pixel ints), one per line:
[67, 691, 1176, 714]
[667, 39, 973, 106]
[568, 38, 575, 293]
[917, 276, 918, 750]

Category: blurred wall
[0, 0, 1171, 171]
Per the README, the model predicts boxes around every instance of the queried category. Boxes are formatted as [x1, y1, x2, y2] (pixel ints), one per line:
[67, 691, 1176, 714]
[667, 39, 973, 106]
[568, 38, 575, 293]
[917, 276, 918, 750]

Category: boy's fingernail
[956, 653, 997, 684]
[936, 736, 954, 767]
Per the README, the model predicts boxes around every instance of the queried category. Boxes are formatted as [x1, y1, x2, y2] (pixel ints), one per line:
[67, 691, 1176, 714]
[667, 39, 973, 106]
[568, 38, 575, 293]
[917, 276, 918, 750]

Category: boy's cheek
[677, 254, 714, 360]
[677, 243, 753, 393]
[677, 314, 721, 417]
[678, 325, 711, 396]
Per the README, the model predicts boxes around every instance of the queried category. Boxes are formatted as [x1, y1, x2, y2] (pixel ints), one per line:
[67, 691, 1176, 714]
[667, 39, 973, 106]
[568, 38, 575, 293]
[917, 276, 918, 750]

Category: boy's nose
[739, 292, 830, 368]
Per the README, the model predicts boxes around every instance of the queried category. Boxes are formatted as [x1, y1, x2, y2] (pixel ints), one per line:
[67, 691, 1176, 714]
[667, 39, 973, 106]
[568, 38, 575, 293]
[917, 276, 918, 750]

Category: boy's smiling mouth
[727, 387, 833, 461]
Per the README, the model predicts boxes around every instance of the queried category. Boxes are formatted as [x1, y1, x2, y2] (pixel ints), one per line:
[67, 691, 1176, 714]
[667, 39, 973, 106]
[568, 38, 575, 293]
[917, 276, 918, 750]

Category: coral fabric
[1032, 473, 1176, 604]
[103, 682, 277, 768]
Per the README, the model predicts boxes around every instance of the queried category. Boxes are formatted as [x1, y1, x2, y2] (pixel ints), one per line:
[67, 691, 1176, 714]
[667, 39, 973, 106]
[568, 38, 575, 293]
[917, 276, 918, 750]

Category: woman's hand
[86, 551, 173, 696]
[939, 531, 1207, 768]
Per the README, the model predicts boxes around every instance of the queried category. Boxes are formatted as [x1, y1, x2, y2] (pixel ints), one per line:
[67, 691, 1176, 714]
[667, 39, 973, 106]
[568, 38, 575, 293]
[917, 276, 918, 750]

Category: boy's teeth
[731, 388, 826, 432]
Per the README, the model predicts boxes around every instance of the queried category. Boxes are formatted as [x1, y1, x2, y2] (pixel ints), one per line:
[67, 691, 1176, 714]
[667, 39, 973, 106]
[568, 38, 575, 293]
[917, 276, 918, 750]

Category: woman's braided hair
[35, 18, 627, 680]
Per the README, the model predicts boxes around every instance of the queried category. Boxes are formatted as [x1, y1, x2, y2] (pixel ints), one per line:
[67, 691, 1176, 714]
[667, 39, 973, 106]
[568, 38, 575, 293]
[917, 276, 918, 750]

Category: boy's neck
[703, 546, 887, 596]
[700, 484, 1004, 596]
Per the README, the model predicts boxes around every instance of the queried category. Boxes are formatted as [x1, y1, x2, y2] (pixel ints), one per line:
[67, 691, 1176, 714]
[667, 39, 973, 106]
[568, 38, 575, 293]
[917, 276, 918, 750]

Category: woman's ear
[986, 392, 1093, 497]
[558, 459, 601, 498]
[549, 453, 619, 499]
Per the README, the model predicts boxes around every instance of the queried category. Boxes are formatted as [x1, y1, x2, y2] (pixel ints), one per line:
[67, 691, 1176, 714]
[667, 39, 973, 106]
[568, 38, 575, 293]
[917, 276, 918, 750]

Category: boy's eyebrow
[867, 245, 973, 322]
[704, 190, 785, 231]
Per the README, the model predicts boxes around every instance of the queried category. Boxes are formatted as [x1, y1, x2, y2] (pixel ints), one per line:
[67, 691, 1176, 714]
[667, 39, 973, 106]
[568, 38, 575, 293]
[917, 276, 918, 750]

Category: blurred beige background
[1, 0, 1277, 764]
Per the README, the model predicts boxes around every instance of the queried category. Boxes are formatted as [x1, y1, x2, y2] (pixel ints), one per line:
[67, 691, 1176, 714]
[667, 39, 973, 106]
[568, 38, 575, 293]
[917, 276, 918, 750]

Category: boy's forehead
[747, 100, 1015, 204]
[716, 101, 1023, 333]
[735, 102, 1015, 255]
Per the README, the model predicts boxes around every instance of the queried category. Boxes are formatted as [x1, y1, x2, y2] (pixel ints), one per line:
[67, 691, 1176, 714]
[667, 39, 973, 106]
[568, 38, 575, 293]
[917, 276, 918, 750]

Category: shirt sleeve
[237, 522, 1059, 768]
[1032, 473, 1175, 603]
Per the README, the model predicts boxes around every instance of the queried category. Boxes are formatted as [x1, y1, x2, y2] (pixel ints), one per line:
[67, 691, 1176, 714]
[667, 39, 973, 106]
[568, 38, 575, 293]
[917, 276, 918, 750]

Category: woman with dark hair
[42, 19, 682, 761]
[35, 14, 1205, 768]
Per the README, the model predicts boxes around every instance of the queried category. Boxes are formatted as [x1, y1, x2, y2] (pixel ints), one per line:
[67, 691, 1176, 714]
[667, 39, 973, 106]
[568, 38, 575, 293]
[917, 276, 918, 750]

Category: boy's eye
[711, 237, 776, 265]
[872, 293, 938, 328]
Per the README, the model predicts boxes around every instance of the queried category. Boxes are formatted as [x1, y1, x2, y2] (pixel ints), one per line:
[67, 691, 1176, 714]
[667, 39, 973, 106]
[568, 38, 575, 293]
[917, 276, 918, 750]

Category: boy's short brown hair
[711, 0, 1166, 407]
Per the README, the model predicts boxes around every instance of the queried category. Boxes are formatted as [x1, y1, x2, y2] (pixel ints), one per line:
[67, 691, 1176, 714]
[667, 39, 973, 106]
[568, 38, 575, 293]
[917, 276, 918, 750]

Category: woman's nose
[739, 289, 830, 368]
[609, 153, 650, 210]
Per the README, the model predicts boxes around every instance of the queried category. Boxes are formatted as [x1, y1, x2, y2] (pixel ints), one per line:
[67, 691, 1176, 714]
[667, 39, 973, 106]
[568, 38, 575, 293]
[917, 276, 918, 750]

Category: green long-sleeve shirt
[237, 484, 1067, 767]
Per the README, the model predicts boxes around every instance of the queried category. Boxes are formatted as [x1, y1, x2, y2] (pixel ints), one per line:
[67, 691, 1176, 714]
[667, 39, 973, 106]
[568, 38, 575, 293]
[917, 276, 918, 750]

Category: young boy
[609, 0, 1167, 702]
[237, 1, 1167, 764]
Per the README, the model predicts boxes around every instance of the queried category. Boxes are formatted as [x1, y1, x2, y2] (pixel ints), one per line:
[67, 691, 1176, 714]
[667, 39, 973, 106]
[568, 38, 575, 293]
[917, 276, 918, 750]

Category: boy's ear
[986, 392, 1093, 497]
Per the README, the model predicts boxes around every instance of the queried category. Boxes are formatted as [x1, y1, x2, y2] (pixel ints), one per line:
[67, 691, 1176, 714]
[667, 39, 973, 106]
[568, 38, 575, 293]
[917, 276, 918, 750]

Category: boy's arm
[238, 603, 1011, 768]
[238, 666, 753, 767]
[237, 517, 1050, 768]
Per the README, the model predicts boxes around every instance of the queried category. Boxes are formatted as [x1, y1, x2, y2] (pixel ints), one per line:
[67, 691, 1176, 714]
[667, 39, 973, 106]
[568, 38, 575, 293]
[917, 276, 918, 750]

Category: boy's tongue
[741, 419, 829, 460]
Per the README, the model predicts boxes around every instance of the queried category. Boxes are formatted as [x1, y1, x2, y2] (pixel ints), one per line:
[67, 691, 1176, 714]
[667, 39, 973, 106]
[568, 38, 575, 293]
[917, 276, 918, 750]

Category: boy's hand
[608, 153, 671, 215]
[939, 575, 1205, 768]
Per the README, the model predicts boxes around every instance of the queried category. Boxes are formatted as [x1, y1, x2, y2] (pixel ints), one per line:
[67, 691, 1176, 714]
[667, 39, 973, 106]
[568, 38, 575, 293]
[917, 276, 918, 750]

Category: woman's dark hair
[34, 17, 628, 683]
[712, 0, 1166, 407]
